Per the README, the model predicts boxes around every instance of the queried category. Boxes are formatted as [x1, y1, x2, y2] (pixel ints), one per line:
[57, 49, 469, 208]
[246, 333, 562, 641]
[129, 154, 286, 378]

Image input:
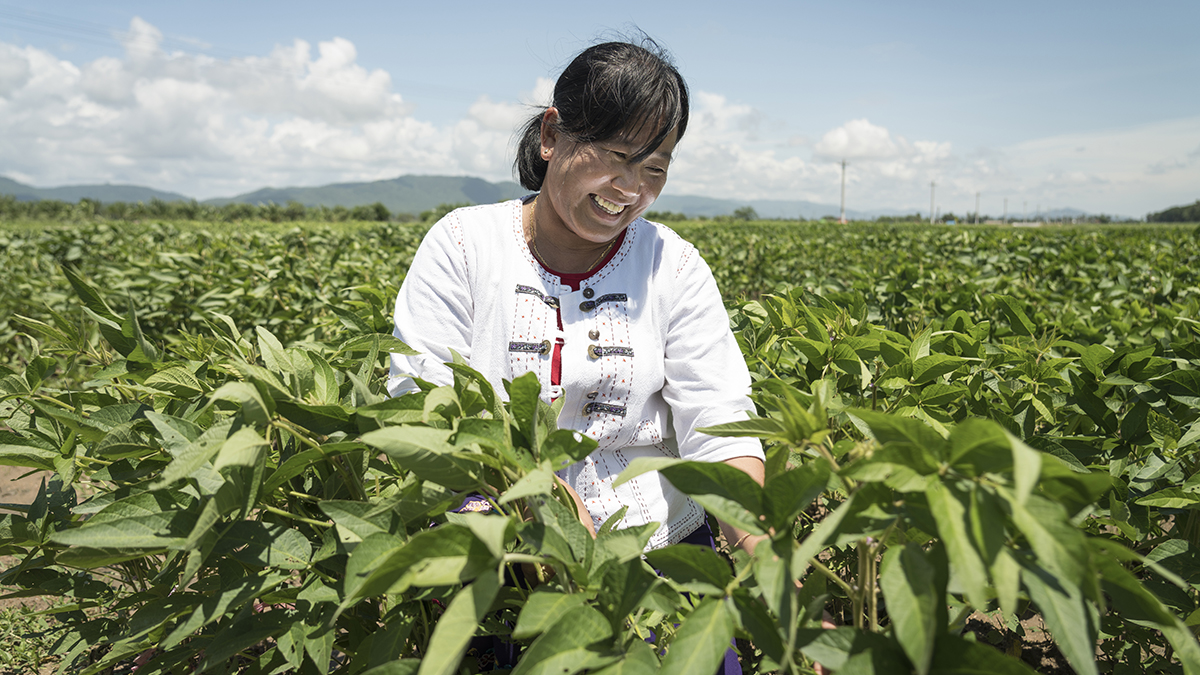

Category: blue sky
[1, 0, 1197, 217]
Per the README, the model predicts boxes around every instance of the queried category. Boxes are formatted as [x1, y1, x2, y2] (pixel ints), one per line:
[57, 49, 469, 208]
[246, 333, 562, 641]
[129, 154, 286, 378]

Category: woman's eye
[609, 150, 628, 161]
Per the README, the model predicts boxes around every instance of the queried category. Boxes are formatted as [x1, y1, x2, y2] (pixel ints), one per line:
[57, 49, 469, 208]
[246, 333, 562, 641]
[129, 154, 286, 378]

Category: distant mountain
[0, 176, 190, 203]
[2, 173, 1103, 221]
[206, 175, 528, 215]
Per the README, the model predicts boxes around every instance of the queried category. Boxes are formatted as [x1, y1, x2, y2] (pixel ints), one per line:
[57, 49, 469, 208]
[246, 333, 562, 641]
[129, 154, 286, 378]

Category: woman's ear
[539, 107, 560, 160]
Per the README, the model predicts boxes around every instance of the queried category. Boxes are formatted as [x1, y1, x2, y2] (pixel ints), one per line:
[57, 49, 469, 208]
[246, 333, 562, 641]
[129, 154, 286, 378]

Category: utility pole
[839, 159, 847, 224]
[930, 181, 936, 224]
[975, 192, 980, 224]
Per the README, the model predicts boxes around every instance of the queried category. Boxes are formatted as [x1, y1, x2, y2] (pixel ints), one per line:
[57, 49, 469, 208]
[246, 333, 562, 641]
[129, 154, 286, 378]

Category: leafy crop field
[1, 217, 1199, 674]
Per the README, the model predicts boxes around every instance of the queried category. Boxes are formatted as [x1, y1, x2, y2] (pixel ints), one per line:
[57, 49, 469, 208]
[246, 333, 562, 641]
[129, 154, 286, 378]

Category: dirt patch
[0, 463, 51, 508]
[964, 610, 1070, 674]
[0, 464, 53, 612]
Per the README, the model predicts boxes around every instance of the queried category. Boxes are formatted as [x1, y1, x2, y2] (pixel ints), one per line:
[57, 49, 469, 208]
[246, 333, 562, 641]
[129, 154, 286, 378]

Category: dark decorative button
[580, 301, 594, 311]
[583, 287, 595, 299]
[588, 345, 599, 359]
[586, 391, 599, 399]
[584, 402, 627, 417]
[540, 339, 551, 354]
[588, 329, 600, 340]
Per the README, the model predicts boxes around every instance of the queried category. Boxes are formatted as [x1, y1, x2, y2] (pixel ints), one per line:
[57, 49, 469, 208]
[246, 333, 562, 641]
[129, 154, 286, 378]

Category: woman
[389, 39, 771, 672]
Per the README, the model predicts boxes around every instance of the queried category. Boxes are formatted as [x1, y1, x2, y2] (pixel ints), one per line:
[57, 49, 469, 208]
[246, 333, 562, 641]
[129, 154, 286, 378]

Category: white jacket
[389, 199, 763, 549]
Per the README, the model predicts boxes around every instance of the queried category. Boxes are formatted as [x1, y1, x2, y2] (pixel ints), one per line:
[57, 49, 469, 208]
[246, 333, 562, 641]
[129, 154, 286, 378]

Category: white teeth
[593, 195, 624, 215]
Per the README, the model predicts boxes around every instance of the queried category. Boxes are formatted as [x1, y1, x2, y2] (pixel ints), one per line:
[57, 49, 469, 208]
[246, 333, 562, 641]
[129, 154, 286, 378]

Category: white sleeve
[387, 216, 473, 397]
[660, 247, 765, 464]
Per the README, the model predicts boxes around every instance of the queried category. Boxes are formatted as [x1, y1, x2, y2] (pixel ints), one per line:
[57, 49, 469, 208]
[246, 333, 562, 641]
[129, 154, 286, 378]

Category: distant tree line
[1147, 200, 1200, 223]
[0, 195, 452, 223]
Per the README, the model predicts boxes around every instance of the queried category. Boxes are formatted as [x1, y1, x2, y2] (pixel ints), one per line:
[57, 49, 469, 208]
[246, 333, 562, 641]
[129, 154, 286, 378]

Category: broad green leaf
[791, 493, 856, 579]
[538, 428, 598, 469]
[143, 366, 203, 399]
[911, 354, 968, 385]
[658, 597, 734, 675]
[362, 426, 480, 491]
[51, 492, 197, 550]
[928, 633, 1039, 674]
[731, 590, 785, 664]
[925, 481, 989, 611]
[263, 442, 360, 494]
[361, 662, 421, 675]
[417, 569, 500, 675]
[1021, 566, 1098, 675]
[851, 409, 948, 459]
[1008, 493, 1088, 587]
[947, 419, 1013, 477]
[338, 333, 419, 356]
[880, 544, 941, 675]
[499, 466, 555, 505]
[795, 627, 909, 673]
[763, 460, 830, 531]
[589, 640, 659, 675]
[993, 295, 1036, 337]
[0, 443, 59, 471]
[144, 411, 203, 456]
[1136, 487, 1200, 509]
[320, 500, 400, 541]
[511, 603, 615, 675]
[696, 417, 787, 439]
[445, 510, 512, 559]
[218, 521, 309, 566]
[616, 458, 765, 534]
[644, 544, 732, 595]
[209, 381, 274, 425]
[512, 591, 590, 639]
[162, 572, 290, 649]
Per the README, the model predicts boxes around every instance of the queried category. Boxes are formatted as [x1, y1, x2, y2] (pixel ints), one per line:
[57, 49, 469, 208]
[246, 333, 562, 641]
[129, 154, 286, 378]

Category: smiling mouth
[592, 195, 626, 215]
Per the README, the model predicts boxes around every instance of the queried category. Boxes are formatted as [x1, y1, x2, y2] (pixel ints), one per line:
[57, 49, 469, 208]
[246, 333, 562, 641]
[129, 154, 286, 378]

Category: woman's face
[540, 109, 678, 245]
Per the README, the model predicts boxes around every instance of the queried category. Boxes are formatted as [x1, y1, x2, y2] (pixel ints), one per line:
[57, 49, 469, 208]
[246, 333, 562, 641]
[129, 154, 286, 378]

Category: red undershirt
[534, 229, 628, 388]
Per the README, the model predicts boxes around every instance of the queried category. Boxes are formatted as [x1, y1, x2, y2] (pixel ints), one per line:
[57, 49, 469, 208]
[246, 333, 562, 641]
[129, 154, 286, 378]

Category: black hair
[514, 38, 690, 191]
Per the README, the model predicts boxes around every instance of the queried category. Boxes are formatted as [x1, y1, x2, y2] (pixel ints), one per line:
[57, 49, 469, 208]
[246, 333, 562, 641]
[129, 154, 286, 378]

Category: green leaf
[993, 295, 1036, 337]
[696, 417, 787, 439]
[928, 633, 1039, 674]
[763, 460, 830, 531]
[218, 521, 309, 566]
[880, 544, 941, 675]
[616, 458, 765, 534]
[538, 428, 598, 469]
[512, 591, 590, 639]
[658, 597, 734, 675]
[925, 482, 989, 611]
[500, 466, 555, 505]
[1136, 487, 1200, 509]
[851, 408, 948, 458]
[1008, 494, 1088, 588]
[143, 366, 203, 398]
[361, 662, 421, 675]
[911, 354, 968, 384]
[416, 569, 501, 675]
[644, 544, 733, 595]
[1021, 566, 1098, 675]
[209, 381, 274, 425]
[338, 333, 419, 356]
[795, 627, 909, 673]
[362, 426, 480, 491]
[511, 603, 615, 675]
[51, 492, 197, 550]
[0, 442, 59, 471]
[589, 640, 659, 675]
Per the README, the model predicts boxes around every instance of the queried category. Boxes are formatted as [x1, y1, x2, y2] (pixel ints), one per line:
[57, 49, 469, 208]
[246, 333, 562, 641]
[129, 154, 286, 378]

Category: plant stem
[808, 558, 854, 597]
[263, 504, 331, 528]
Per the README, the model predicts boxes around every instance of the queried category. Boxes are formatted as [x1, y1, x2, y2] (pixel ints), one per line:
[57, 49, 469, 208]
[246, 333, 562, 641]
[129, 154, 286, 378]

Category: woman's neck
[526, 197, 620, 274]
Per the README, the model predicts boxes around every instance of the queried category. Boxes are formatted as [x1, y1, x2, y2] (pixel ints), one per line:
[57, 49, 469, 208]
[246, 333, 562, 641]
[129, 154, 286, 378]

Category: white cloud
[0, 18, 526, 198]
